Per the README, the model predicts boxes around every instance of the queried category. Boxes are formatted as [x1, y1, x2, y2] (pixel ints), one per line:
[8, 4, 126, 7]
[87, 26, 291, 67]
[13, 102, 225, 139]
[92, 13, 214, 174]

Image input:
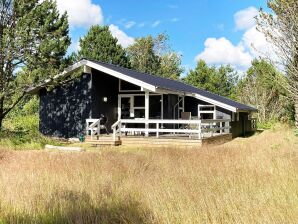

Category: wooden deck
[85, 133, 232, 148]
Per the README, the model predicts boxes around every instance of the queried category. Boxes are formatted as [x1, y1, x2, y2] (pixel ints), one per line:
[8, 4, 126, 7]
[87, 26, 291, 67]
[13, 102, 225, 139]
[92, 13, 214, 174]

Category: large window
[133, 96, 145, 118]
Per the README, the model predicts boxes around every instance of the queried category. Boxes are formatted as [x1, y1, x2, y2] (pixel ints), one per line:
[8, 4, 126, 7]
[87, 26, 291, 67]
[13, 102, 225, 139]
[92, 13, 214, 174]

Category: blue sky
[57, 0, 269, 73]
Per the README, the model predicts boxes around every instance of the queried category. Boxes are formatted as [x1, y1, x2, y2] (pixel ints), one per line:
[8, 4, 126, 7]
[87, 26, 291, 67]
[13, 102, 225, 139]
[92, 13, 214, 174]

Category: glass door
[120, 96, 133, 119]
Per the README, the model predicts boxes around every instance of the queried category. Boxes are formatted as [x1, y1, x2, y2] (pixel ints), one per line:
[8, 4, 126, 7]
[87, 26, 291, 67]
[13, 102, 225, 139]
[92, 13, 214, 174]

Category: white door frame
[118, 93, 163, 120]
[118, 95, 134, 119]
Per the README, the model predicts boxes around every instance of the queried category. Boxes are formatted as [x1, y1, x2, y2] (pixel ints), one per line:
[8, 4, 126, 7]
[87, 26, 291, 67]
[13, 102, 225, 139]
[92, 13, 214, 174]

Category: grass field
[0, 126, 297, 223]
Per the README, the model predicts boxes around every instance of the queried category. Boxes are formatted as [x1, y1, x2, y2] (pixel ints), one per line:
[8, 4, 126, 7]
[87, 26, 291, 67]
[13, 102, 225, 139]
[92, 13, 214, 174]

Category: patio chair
[180, 112, 192, 129]
[99, 114, 109, 135]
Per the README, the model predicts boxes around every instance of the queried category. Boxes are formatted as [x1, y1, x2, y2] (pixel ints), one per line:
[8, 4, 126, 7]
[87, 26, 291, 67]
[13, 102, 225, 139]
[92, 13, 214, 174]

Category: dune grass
[0, 126, 297, 223]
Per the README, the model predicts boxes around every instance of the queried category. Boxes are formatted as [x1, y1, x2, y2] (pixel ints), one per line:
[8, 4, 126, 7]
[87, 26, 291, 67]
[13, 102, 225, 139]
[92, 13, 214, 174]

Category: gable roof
[29, 59, 257, 112]
[87, 59, 257, 112]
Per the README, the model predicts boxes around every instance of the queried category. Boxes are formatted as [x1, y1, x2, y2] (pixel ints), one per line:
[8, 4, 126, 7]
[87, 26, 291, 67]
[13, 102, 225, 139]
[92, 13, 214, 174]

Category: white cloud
[234, 7, 258, 30]
[124, 21, 136, 29]
[56, 0, 103, 28]
[242, 26, 271, 57]
[196, 37, 252, 69]
[194, 7, 275, 70]
[109, 24, 135, 48]
[152, 20, 161, 28]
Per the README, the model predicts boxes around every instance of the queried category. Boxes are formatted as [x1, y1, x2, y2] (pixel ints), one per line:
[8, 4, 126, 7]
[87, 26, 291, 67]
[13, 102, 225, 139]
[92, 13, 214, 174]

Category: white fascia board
[86, 60, 156, 92]
[155, 87, 237, 112]
[155, 88, 237, 112]
[155, 88, 186, 95]
[188, 93, 237, 112]
[25, 60, 87, 94]
[54, 60, 87, 78]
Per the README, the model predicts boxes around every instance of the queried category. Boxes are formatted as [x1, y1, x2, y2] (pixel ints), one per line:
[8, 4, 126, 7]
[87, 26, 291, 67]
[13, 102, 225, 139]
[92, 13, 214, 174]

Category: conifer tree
[77, 25, 130, 68]
[0, 0, 70, 128]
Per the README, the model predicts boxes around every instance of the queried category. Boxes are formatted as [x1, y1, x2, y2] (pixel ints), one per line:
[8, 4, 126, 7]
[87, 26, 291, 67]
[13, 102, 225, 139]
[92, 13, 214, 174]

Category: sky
[55, 0, 270, 73]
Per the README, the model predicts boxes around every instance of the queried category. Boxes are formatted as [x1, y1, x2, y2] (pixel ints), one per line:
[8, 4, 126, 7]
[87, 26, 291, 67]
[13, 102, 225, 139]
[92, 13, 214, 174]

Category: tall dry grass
[0, 126, 297, 223]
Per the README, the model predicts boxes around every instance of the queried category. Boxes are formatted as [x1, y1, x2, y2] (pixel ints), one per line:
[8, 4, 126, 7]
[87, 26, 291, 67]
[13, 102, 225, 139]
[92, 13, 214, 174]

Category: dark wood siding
[231, 112, 253, 137]
[91, 69, 119, 131]
[39, 73, 92, 138]
[184, 96, 209, 117]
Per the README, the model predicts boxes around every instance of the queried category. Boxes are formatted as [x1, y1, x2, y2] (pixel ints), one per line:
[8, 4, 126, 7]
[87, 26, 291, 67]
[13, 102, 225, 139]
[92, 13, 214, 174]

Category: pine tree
[258, 0, 298, 127]
[77, 25, 130, 68]
[0, 0, 71, 128]
[183, 60, 238, 98]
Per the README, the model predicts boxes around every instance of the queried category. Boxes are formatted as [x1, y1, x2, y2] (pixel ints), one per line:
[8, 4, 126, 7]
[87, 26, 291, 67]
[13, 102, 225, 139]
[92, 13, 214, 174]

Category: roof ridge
[82, 58, 256, 111]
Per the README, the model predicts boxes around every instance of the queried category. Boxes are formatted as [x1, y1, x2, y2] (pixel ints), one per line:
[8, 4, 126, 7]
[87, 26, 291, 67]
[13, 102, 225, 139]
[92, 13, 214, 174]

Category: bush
[3, 114, 39, 132]
[0, 96, 59, 150]
[0, 130, 62, 150]
[257, 119, 278, 129]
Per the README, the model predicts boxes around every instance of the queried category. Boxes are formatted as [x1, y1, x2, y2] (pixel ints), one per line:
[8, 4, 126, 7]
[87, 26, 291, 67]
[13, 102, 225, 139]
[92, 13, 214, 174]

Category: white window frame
[118, 93, 163, 120]
[198, 105, 216, 120]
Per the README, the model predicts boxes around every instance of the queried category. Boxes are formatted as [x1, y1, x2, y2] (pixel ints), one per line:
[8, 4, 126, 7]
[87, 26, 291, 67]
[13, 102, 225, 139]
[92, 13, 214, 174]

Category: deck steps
[85, 136, 122, 146]
[86, 140, 122, 146]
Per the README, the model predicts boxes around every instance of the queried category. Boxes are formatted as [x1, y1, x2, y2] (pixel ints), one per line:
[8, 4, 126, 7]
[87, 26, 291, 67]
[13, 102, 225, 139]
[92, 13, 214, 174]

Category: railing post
[119, 121, 122, 137]
[97, 123, 100, 140]
[226, 121, 230, 134]
[198, 120, 202, 140]
[145, 91, 149, 137]
[156, 122, 159, 138]
[113, 127, 116, 142]
[220, 121, 223, 134]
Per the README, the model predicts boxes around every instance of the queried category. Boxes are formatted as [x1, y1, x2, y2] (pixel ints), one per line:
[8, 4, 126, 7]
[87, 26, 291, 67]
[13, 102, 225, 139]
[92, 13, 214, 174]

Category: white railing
[86, 119, 101, 140]
[112, 120, 122, 141]
[111, 119, 231, 140]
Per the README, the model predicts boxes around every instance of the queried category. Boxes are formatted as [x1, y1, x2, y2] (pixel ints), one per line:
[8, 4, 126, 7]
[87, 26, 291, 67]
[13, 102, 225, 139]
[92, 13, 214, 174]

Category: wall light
[103, 97, 108, 102]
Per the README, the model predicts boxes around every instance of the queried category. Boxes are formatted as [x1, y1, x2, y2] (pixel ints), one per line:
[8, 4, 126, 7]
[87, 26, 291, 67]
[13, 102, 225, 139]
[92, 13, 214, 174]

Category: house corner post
[145, 91, 149, 137]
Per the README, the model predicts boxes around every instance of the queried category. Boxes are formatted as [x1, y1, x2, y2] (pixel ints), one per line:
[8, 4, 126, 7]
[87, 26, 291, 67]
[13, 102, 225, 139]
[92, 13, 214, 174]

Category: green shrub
[3, 114, 39, 132]
[257, 120, 278, 129]
[0, 96, 64, 150]
[0, 130, 62, 150]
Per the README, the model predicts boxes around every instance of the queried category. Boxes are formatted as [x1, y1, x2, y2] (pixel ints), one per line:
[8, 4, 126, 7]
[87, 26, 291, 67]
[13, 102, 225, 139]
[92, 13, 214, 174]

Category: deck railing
[86, 119, 101, 140]
[112, 119, 231, 141]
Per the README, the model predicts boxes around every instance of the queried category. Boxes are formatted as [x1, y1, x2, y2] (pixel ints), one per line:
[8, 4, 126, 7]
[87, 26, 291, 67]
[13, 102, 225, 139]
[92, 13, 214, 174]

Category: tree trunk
[295, 97, 298, 128]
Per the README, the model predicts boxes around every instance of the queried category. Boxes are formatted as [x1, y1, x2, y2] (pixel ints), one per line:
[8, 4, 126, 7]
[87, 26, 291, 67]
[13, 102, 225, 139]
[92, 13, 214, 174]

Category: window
[198, 105, 216, 120]
[134, 96, 145, 107]
[119, 80, 141, 92]
[133, 96, 145, 118]
[134, 109, 145, 118]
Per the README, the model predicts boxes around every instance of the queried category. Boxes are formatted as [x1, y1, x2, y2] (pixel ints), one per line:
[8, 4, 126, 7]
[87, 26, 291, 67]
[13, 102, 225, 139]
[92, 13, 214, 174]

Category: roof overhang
[85, 60, 156, 92]
[191, 93, 237, 112]
[27, 59, 256, 113]
[26, 59, 156, 94]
